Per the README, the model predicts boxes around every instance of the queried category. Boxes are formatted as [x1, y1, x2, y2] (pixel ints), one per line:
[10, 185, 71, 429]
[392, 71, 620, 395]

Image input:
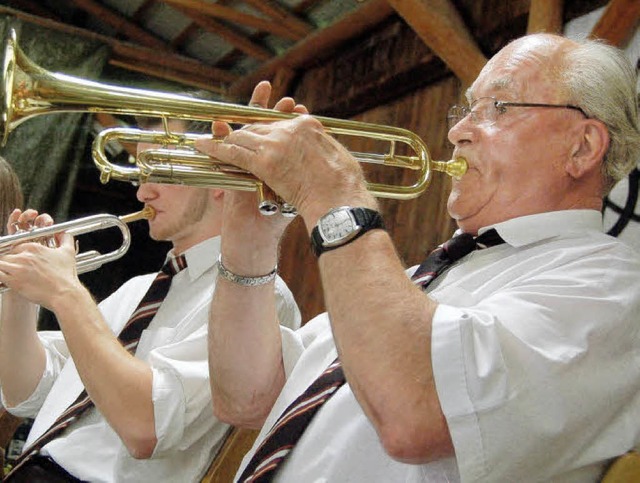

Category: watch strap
[311, 207, 385, 257]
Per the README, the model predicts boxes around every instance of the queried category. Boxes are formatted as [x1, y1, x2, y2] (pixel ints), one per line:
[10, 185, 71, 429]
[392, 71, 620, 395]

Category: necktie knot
[162, 254, 187, 277]
[412, 228, 504, 289]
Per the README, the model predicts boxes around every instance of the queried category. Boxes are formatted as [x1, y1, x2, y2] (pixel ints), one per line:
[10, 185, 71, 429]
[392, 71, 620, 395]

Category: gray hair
[561, 39, 640, 193]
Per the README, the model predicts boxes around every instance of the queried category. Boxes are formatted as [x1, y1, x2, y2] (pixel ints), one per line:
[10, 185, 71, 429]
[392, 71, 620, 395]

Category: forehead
[467, 38, 562, 103]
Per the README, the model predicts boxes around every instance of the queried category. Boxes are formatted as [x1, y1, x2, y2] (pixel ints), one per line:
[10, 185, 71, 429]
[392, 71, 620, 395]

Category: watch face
[319, 208, 360, 246]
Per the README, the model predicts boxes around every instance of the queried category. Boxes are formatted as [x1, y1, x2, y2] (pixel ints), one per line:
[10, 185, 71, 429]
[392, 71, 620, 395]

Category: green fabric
[0, 17, 109, 221]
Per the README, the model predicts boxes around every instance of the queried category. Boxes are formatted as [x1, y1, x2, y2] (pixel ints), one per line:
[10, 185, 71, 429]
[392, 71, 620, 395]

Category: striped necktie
[411, 228, 505, 289]
[5, 255, 187, 480]
[238, 359, 344, 482]
[237, 230, 505, 482]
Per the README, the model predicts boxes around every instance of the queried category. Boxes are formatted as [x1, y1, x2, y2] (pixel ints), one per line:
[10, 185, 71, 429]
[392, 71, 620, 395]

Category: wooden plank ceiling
[1, 0, 638, 103]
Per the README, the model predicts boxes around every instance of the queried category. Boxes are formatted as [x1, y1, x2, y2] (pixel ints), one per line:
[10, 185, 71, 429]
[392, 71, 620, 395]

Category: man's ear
[566, 119, 610, 179]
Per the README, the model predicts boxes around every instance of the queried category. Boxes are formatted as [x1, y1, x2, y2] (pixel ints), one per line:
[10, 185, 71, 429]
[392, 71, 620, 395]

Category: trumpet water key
[0, 207, 154, 293]
[1, 27, 468, 215]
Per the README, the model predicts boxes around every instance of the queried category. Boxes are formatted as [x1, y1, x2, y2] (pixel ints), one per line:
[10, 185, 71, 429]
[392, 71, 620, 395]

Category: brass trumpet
[0, 207, 154, 293]
[1, 27, 467, 215]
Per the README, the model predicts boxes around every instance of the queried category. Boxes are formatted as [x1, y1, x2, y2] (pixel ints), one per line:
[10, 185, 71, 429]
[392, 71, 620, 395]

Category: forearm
[317, 229, 453, 462]
[51, 285, 156, 457]
[209, 265, 285, 428]
[0, 294, 46, 406]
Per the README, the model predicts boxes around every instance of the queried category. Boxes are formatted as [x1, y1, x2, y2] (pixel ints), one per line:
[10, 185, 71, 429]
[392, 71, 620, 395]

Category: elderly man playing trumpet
[0, 118, 301, 482]
[199, 33, 640, 482]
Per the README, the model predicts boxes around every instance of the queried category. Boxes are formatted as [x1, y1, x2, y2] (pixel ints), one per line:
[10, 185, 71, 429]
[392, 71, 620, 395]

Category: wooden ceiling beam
[170, 22, 199, 50]
[68, 0, 169, 51]
[227, 0, 395, 99]
[527, 0, 564, 34]
[589, 0, 640, 47]
[163, 0, 304, 41]
[385, 0, 487, 86]
[270, 66, 297, 102]
[172, 4, 273, 61]
[109, 57, 228, 93]
[111, 44, 237, 83]
[0, 6, 235, 85]
[131, 0, 158, 23]
[7, 0, 62, 20]
[293, 0, 325, 15]
[241, 0, 313, 38]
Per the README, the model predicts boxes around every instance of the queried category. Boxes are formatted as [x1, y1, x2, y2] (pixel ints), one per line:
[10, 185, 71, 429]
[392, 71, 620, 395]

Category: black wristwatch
[310, 206, 385, 257]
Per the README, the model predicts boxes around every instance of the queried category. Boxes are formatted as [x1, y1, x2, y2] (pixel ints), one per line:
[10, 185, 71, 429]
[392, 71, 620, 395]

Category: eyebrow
[466, 76, 514, 104]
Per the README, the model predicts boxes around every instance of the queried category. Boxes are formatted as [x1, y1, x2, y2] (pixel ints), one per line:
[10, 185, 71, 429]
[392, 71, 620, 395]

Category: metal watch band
[311, 207, 385, 257]
[216, 255, 277, 286]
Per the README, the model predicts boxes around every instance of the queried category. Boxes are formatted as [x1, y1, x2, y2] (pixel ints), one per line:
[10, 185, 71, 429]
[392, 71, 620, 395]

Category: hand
[0, 210, 82, 310]
[205, 81, 309, 274]
[196, 89, 375, 230]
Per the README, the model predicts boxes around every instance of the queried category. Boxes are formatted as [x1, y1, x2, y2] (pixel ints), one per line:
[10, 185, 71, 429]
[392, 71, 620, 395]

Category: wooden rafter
[109, 58, 227, 93]
[68, 0, 169, 51]
[590, 0, 640, 47]
[162, 0, 305, 41]
[172, 4, 273, 61]
[227, 0, 395, 99]
[293, 0, 325, 15]
[527, 0, 564, 34]
[6, 0, 62, 20]
[0, 6, 235, 86]
[386, 0, 487, 87]
[170, 22, 199, 50]
[242, 0, 313, 38]
[131, 0, 158, 23]
[270, 66, 296, 102]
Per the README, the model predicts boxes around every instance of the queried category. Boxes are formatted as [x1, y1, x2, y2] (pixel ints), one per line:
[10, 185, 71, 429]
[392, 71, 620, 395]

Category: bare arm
[198, 114, 453, 462]
[0, 209, 50, 407]
[0, 291, 46, 407]
[0, 231, 157, 459]
[208, 82, 306, 427]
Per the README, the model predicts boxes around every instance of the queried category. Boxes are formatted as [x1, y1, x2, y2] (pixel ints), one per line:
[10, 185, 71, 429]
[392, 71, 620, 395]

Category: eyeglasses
[447, 96, 588, 130]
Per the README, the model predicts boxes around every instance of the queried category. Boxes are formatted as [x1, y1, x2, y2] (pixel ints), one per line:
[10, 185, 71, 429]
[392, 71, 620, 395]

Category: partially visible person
[0, 156, 23, 235]
[200, 33, 640, 482]
[0, 155, 22, 411]
[0, 118, 301, 482]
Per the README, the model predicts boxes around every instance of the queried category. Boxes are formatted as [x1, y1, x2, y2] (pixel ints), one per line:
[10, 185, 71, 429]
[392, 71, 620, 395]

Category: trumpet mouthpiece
[140, 205, 156, 220]
[120, 206, 155, 224]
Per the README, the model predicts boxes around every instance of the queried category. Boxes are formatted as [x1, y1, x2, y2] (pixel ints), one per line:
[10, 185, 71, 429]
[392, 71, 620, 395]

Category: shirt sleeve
[147, 274, 303, 457]
[431, 252, 640, 482]
[146, 324, 215, 457]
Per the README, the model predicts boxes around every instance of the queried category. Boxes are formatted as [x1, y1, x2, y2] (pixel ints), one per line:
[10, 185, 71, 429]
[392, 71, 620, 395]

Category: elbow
[122, 431, 158, 460]
[377, 417, 454, 464]
[212, 393, 272, 429]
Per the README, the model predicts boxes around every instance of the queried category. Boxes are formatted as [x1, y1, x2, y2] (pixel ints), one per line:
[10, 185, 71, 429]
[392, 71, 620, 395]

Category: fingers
[212, 120, 231, 138]
[249, 80, 272, 109]
[273, 97, 295, 113]
[7, 209, 54, 234]
[34, 213, 54, 228]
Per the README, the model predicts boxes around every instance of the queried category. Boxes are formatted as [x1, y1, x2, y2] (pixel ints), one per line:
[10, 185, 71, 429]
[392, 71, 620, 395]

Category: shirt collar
[165, 236, 221, 281]
[459, 210, 604, 248]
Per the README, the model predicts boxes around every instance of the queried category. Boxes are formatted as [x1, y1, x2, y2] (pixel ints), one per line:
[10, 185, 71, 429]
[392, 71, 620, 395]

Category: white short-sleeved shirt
[3, 236, 301, 483]
[238, 210, 640, 483]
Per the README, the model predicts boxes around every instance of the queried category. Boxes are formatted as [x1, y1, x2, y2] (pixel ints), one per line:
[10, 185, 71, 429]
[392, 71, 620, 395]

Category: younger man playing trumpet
[0, 118, 301, 482]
